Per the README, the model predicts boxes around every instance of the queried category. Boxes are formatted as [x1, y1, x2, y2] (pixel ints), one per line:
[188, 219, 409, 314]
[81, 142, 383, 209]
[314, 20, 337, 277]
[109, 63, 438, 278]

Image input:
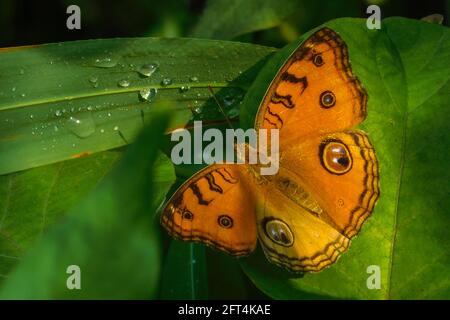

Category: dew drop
[139, 88, 158, 101]
[113, 125, 119, 131]
[89, 76, 98, 84]
[193, 105, 202, 115]
[65, 113, 96, 138]
[138, 63, 158, 77]
[179, 86, 190, 93]
[93, 57, 118, 68]
[189, 76, 198, 82]
[161, 78, 172, 86]
[118, 79, 130, 88]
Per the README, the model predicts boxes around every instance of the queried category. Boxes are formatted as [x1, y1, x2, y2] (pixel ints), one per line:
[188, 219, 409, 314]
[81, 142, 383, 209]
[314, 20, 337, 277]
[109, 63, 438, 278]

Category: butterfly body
[161, 27, 379, 272]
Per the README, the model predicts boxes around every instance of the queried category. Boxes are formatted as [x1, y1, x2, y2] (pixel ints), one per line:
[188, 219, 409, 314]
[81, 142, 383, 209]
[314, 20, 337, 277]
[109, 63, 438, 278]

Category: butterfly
[161, 27, 380, 272]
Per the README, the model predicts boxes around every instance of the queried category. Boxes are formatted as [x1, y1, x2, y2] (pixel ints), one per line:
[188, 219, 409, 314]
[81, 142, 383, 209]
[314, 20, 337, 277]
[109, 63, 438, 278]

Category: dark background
[0, 0, 447, 47]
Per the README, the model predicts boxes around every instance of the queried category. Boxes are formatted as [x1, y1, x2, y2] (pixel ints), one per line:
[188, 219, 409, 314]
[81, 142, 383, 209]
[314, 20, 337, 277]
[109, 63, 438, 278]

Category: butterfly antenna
[208, 86, 234, 130]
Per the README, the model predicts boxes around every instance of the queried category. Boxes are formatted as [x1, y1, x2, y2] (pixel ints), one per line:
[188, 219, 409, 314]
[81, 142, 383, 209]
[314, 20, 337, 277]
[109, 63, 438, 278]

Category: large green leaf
[0, 109, 176, 299]
[240, 17, 450, 299]
[0, 38, 275, 175]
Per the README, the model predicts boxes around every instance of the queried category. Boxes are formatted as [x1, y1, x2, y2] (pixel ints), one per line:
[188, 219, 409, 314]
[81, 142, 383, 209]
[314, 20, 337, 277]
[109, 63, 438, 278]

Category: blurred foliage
[0, 0, 447, 47]
[0, 0, 448, 300]
[0, 108, 176, 299]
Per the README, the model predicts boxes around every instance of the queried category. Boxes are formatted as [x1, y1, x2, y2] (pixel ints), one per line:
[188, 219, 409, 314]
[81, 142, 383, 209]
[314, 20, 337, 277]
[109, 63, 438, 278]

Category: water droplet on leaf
[161, 78, 172, 86]
[118, 79, 130, 87]
[138, 63, 158, 77]
[139, 88, 157, 101]
[66, 113, 96, 138]
[93, 57, 118, 68]
[179, 86, 190, 93]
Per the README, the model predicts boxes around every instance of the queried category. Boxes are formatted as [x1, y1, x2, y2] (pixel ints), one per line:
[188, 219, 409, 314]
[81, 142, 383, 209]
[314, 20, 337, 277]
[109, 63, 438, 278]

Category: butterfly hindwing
[256, 130, 379, 272]
[161, 164, 257, 256]
[256, 183, 350, 272]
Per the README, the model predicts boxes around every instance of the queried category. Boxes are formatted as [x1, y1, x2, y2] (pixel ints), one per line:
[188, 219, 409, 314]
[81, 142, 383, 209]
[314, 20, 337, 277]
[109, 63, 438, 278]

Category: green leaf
[240, 17, 450, 299]
[0, 37, 275, 175]
[160, 240, 263, 299]
[0, 108, 176, 299]
[192, 0, 302, 40]
[205, 249, 249, 299]
[160, 241, 208, 299]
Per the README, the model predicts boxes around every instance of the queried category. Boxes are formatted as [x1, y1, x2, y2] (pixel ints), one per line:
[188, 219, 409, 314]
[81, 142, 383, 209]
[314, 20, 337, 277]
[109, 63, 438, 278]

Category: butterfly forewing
[255, 27, 367, 146]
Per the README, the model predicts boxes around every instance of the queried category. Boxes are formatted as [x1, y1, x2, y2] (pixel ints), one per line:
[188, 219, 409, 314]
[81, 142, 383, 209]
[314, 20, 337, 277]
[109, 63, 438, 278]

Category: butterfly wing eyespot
[313, 54, 324, 66]
[263, 218, 294, 247]
[319, 91, 336, 108]
[182, 210, 194, 220]
[319, 140, 353, 175]
[218, 215, 233, 228]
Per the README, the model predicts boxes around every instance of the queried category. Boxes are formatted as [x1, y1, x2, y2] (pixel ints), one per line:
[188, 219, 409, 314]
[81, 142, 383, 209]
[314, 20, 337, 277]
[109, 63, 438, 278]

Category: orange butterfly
[161, 27, 379, 272]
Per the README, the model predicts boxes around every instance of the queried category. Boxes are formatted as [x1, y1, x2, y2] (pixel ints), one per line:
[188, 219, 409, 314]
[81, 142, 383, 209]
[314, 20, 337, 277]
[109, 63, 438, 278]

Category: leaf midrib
[373, 28, 409, 300]
[0, 82, 230, 112]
